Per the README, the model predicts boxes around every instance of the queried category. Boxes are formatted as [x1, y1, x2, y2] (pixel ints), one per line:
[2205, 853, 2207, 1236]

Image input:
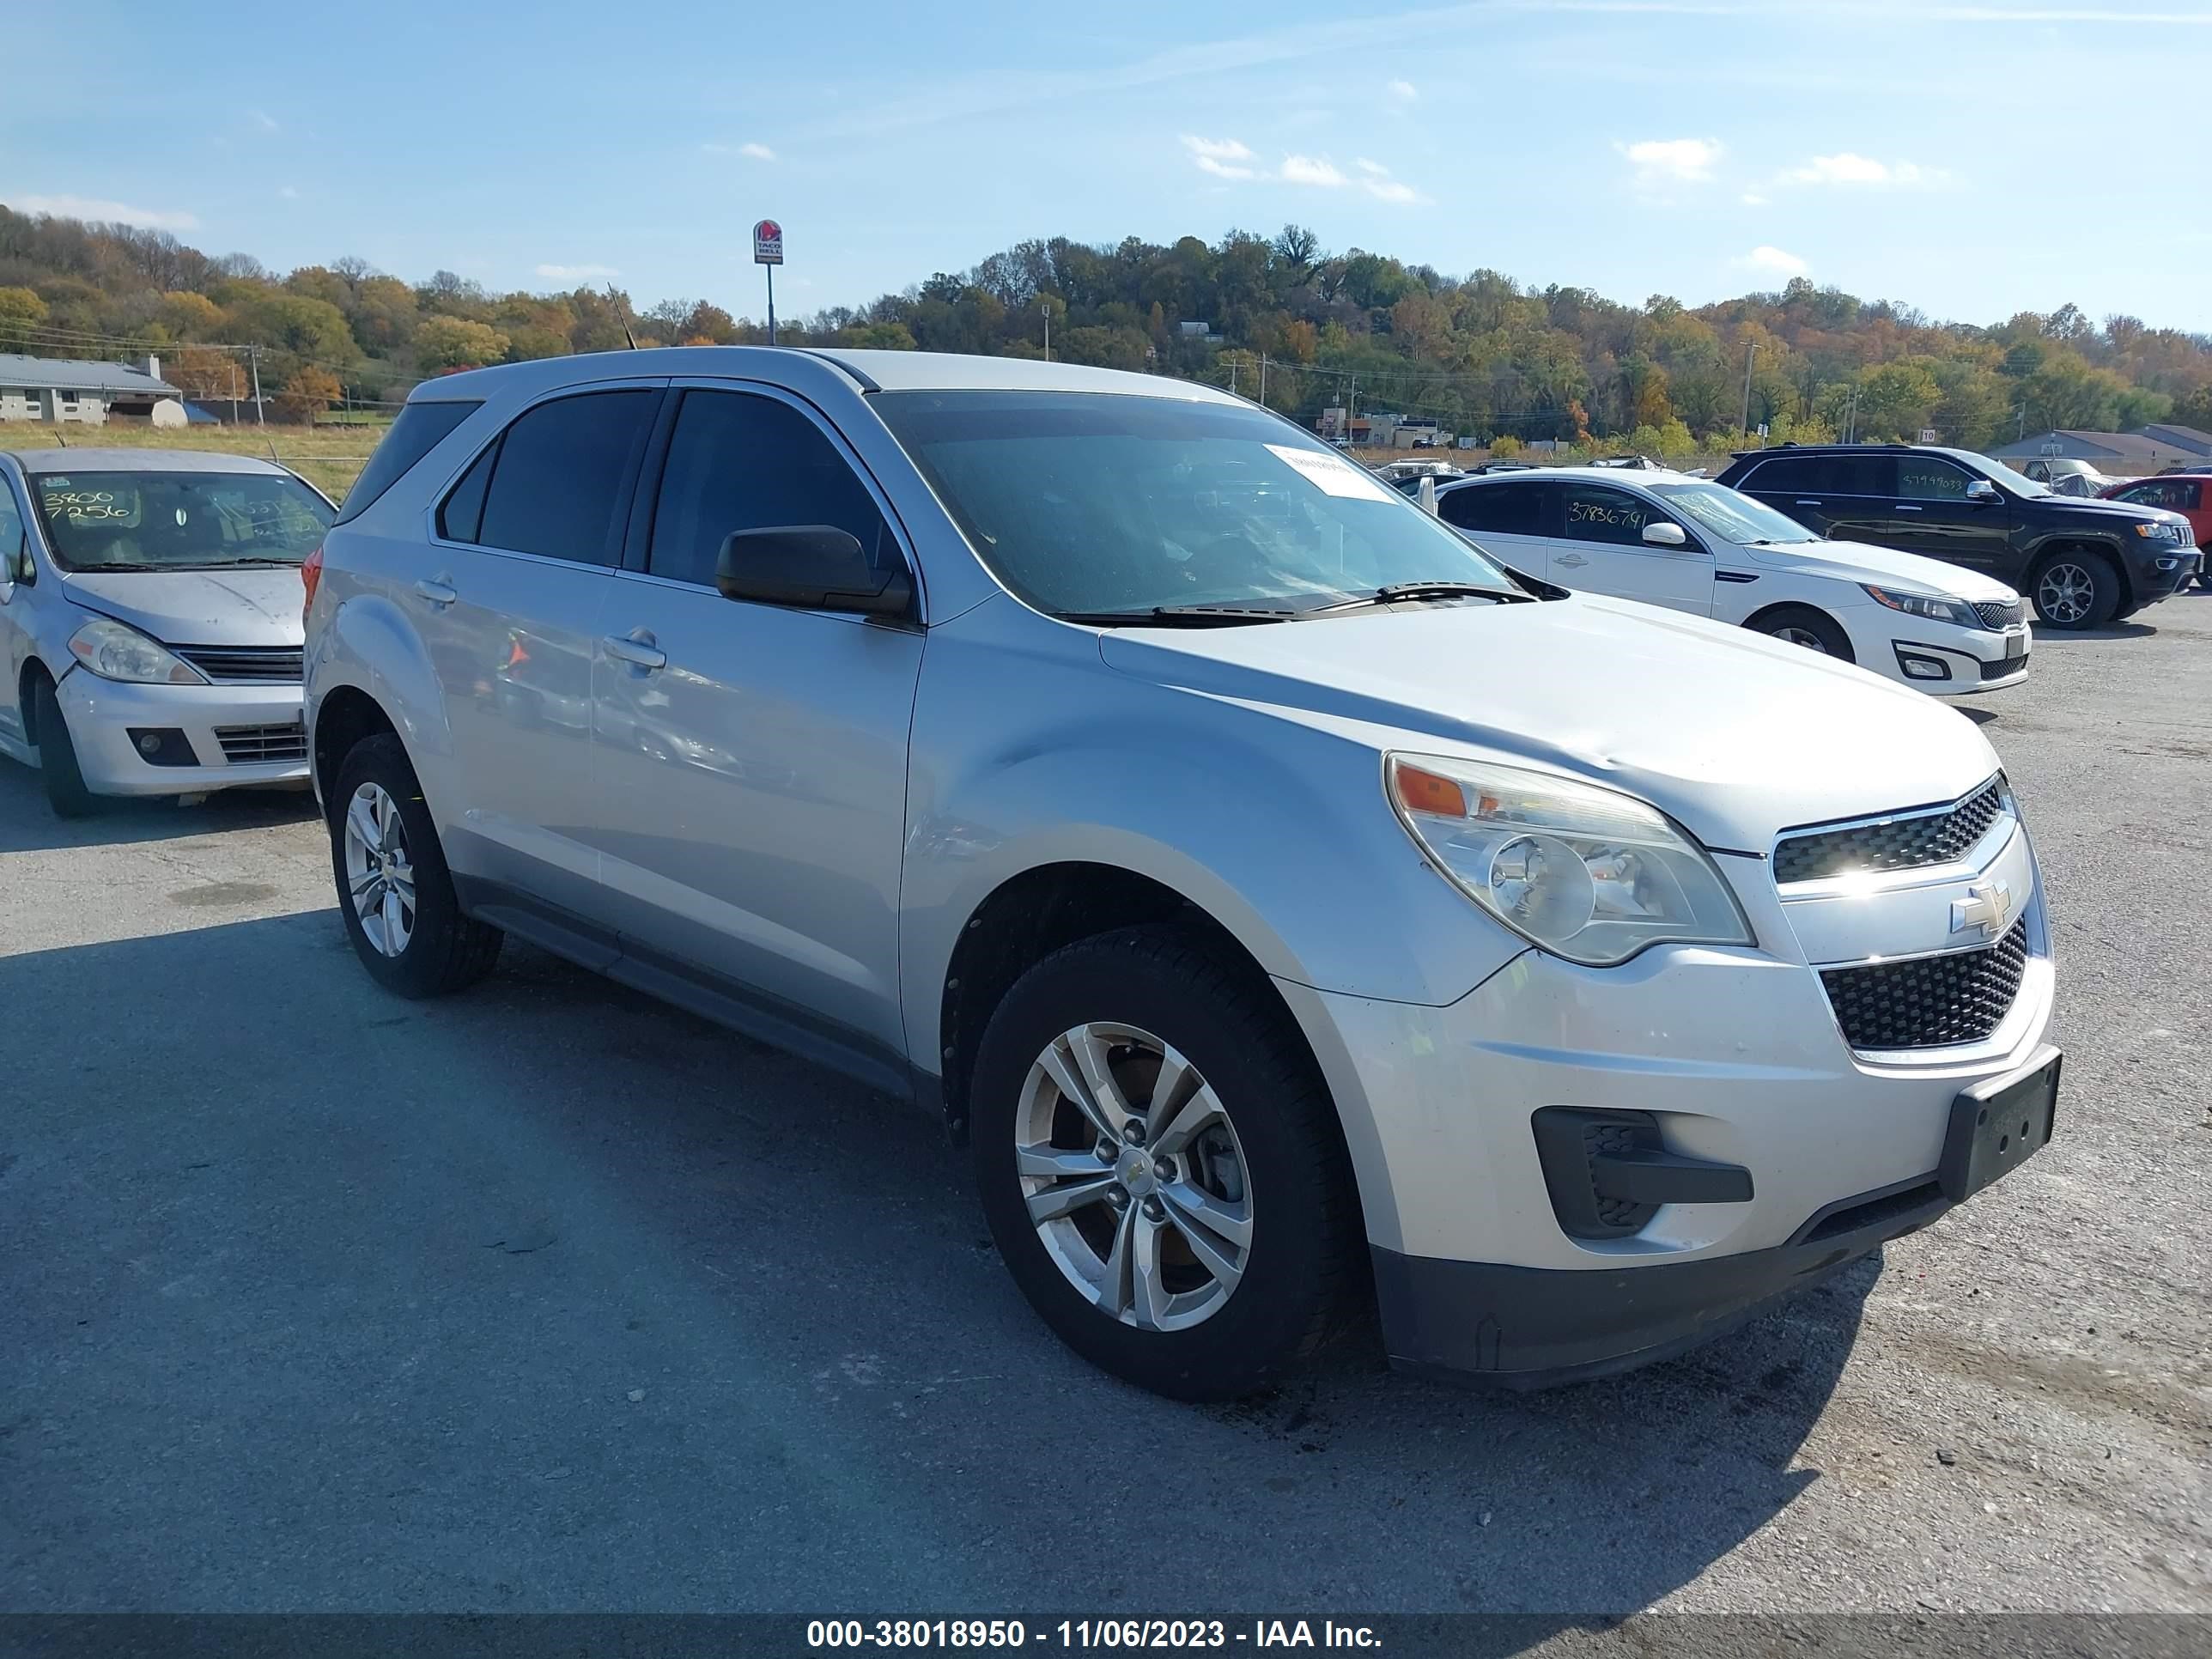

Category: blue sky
[10, 1, 2212, 331]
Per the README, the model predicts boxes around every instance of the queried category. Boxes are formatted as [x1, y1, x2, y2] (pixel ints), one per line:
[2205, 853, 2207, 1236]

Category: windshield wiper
[62, 562, 169, 574]
[199, 557, 304, 568]
[1304, 580, 1530, 613]
[1057, 603, 1303, 627]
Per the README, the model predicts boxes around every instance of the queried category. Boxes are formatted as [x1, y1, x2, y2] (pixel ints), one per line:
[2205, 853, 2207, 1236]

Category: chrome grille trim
[214, 721, 307, 764]
[174, 644, 305, 684]
[1971, 598, 2025, 629]
[1772, 776, 2009, 887]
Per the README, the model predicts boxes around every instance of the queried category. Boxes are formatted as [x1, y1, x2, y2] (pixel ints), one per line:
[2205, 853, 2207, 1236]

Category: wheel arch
[1743, 600, 1856, 663]
[16, 655, 58, 746]
[312, 683, 398, 817]
[2028, 535, 2128, 593]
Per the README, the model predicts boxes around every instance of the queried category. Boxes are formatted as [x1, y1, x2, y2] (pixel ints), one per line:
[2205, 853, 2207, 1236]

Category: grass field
[9, 422, 387, 502]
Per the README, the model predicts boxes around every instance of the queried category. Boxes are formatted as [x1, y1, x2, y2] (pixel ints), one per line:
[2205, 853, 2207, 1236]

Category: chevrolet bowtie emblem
[1950, 878, 2014, 941]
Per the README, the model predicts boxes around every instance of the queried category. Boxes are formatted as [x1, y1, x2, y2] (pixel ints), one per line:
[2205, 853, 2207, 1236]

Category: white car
[1434, 466, 2030, 695]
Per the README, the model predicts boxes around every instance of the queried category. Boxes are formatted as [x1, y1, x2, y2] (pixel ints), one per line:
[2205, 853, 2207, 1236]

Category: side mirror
[714, 526, 914, 618]
[1965, 479, 2001, 505]
[4, 532, 29, 586]
[1641, 520, 1690, 548]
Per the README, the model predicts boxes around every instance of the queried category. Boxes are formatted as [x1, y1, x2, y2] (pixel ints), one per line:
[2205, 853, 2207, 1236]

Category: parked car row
[0, 353, 2078, 1405]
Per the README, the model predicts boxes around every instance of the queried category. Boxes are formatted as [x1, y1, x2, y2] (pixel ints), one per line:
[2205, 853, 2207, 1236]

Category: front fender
[312, 587, 455, 806]
[899, 605, 1524, 1068]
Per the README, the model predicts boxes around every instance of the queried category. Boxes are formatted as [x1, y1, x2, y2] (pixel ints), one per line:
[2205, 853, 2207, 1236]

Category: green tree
[1854, 362, 1942, 440]
[414, 315, 509, 372]
[0, 286, 48, 348]
[273, 365, 341, 423]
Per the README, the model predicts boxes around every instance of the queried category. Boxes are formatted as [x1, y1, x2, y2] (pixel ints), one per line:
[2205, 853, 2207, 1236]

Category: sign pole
[752, 218, 785, 347]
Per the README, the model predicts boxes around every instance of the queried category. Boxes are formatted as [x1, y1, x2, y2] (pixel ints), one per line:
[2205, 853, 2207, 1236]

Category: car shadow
[1954, 706, 1999, 726]
[1, 914, 1867, 1622]
[0, 761, 317, 854]
[2031, 621, 2156, 642]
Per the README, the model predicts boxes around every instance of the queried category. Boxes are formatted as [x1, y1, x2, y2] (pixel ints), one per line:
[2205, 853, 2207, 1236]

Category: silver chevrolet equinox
[307, 349, 2061, 1400]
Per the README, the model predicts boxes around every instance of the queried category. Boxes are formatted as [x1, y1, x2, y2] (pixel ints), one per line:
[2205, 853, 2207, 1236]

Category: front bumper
[2131, 546, 2200, 605]
[1278, 835, 2055, 1386]
[1863, 618, 2029, 696]
[55, 668, 307, 797]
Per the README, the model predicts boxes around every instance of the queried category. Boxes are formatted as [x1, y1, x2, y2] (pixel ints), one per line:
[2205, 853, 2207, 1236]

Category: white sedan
[1433, 465, 2029, 695]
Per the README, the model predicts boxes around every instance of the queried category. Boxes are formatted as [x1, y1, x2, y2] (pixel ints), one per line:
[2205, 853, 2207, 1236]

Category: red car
[2101, 473, 2212, 588]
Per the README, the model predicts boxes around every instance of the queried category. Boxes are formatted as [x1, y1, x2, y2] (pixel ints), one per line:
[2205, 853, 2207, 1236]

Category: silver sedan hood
[61, 568, 306, 648]
[1099, 592, 1999, 853]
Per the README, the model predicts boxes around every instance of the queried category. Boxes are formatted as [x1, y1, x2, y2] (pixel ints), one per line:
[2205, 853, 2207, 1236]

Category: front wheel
[2033, 551, 2121, 629]
[33, 677, 96, 818]
[329, 733, 503, 997]
[969, 926, 1360, 1401]
[1751, 605, 1854, 661]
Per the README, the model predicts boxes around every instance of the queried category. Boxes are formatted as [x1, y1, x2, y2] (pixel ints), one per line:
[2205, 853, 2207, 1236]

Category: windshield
[1646, 480, 1820, 544]
[29, 470, 334, 573]
[872, 391, 1516, 617]
[1966, 455, 2051, 498]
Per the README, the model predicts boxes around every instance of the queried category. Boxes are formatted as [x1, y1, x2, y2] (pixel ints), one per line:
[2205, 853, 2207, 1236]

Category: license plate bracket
[2005, 631, 2027, 660]
[1940, 1048, 2060, 1202]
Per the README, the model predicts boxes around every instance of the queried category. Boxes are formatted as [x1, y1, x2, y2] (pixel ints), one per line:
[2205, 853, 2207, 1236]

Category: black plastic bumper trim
[1372, 1177, 1951, 1389]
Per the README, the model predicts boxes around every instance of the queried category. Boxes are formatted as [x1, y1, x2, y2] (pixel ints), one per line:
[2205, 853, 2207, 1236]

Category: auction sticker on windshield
[1265, 444, 1397, 503]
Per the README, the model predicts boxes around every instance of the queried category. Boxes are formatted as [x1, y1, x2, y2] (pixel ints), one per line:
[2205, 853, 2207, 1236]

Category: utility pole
[1739, 340, 1758, 438]
[248, 344, 264, 429]
[1845, 383, 1858, 445]
[1347, 374, 1358, 447]
[1042, 302, 1050, 362]
[1257, 353, 1266, 408]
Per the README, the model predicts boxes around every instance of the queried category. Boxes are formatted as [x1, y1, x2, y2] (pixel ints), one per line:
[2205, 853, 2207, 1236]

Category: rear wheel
[2033, 551, 2120, 629]
[330, 733, 502, 997]
[1750, 605, 1854, 661]
[32, 677, 96, 819]
[969, 926, 1360, 1401]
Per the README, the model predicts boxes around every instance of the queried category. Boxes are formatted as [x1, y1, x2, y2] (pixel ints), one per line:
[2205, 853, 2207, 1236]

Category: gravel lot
[2, 593, 2207, 1620]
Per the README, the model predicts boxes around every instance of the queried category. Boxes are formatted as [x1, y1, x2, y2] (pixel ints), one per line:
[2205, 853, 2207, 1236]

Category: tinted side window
[1561, 483, 1655, 546]
[1898, 456, 1972, 501]
[1738, 454, 1815, 493]
[2120, 479, 2200, 512]
[438, 441, 497, 543]
[334, 400, 480, 523]
[1814, 454, 1893, 495]
[1440, 482, 1544, 536]
[477, 390, 659, 565]
[647, 389, 890, 589]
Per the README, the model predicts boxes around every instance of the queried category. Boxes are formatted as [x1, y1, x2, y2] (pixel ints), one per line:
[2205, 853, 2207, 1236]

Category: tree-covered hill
[4, 207, 2207, 449]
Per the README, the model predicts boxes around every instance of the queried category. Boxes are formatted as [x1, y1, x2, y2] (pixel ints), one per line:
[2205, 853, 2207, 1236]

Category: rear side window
[333, 400, 479, 522]
[1898, 456, 1972, 501]
[1734, 454, 1812, 492]
[647, 389, 892, 588]
[2120, 479, 2201, 511]
[474, 390, 659, 566]
[1561, 483, 1656, 545]
[438, 442, 496, 542]
[1441, 481, 1546, 536]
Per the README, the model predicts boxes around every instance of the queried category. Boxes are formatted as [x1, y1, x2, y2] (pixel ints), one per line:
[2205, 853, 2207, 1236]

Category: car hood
[61, 568, 305, 647]
[1097, 592, 1997, 852]
[1737, 538, 2017, 600]
[2033, 493, 2186, 531]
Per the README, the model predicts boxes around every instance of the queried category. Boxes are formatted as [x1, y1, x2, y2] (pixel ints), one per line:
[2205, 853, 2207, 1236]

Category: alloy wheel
[1772, 625, 1830, 653]
[343, 781, 416, 958]
[1015, 1022, 1254, 1332]
[2037, 562, 2095, 625]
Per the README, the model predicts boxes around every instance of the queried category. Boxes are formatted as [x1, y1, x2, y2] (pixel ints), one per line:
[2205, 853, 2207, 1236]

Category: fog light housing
[126, 727, 198, 768]
[1895, 648, 1951, 681]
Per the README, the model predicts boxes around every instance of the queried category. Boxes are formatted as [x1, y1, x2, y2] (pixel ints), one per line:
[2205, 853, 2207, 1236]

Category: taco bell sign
[752, 220, 784, 265]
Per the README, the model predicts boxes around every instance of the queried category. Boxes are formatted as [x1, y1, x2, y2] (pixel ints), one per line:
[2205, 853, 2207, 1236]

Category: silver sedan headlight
[67, 617, 208, 685]
[1388, 753, 1753, 966]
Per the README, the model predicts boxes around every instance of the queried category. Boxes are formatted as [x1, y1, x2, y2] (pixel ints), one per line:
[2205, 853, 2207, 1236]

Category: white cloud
[535, 262, 620, 280]
[1279, 153, 1349, 188]
[1, 192, 198, 230]
[1618, 137, 1723, 185]
[1181, 134, 1256, 179]
[277, 185, 300, 200]
[252, 110, 278, 132]
[1736, 245, 1808, 276]
[1363, 178, 1425, 205]
[738, 141, 776, 161]
[1741, 191, 1769, 206]
[1783, 151, 1948, 188]
[1385, 78, 1418, 104]
[1355, 157, 1390, 175]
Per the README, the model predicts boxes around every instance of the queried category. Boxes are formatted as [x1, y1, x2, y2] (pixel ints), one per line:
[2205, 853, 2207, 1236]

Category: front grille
[1972, 598, 2025, 629]
[1820, 918, 2029, 1050]
[174, 645, 305, 684]
[215, 721, 307, 764]
[1775, 779, 2008, 884]
[1981, 654, 2022, 682]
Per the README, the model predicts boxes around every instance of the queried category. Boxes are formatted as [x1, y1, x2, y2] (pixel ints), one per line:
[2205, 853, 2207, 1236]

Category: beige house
[0, 354, 184, 425]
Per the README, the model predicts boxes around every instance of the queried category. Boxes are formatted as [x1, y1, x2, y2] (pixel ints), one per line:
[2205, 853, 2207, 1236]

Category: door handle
[1795, 499, 1823, 507]
[1893, 504, 1924, 513]
[1555, 554, 1589, 568]
[413, 577, 457, 606]
[604, 631, 667, 671]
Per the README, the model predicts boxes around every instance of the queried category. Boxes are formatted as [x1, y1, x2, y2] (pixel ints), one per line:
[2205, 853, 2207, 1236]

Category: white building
[0, 355, 184, 425]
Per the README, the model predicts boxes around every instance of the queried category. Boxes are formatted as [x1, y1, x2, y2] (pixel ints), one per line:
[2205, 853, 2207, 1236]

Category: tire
[969, 925, 1361, 1401]
[32, 676, 97, 819]
[329, 732, 502, 997]
[1750, 605, 1854, 661]
[2032, 550, 2121, 630]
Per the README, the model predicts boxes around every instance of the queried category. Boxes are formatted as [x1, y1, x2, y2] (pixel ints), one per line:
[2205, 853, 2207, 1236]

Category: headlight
[67, 617, 207, 685]
[1387, 754, 1753, 966]
[1862, 585, 1978, 628]
[2132, 521, 2180, 540]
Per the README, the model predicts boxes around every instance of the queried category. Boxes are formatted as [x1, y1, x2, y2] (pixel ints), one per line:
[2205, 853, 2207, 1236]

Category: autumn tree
[0, 286, 47, 348]
[274, 366, 342, 423]
[413, 315, 509, 372]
